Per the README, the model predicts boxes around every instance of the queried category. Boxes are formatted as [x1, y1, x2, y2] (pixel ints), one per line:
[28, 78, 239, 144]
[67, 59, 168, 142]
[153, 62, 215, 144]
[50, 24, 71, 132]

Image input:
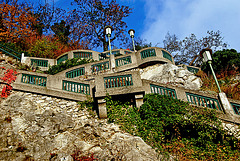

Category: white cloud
[141, 0, 240, 51]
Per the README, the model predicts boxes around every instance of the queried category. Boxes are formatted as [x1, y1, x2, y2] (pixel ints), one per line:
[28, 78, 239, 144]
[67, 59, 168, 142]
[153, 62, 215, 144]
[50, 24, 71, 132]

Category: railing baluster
[21, 74, 47, 87]
[62, 80, 90, 95]
[104, 75, 133, 89]
[186, 92, 222, 111]
[150, 84, 177, 99]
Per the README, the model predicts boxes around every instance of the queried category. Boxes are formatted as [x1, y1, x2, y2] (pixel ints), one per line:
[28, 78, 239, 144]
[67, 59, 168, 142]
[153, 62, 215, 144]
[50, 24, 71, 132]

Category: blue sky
[23, 0, 240, 52]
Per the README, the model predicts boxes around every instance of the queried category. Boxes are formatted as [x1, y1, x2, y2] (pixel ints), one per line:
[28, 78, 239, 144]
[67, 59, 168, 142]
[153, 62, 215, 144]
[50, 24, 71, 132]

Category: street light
[200, 48, 221, 93]
[105, 26, 113, 55]
[128, 29, 136, 51]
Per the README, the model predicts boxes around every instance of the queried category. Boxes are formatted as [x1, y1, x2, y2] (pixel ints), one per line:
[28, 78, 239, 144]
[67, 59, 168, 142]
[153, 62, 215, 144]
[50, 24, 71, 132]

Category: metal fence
[74, 52, 92, 59]
[115, 56, 132, 67]
[104, 74, 133, 88]
[140, 49, 156, 59]
[186, 92, 222, 110]
[92, 61, 109, 73]
[21, 74, 47, 87]
[66, 67, 85, 78]
[62, 80, 90, 95]
[162, 50, 172, 62]
[31, 59, 48, 67]
[57, 54, 68, 64]
[231, 102, 240, 115]
[150, 84, 177, 99]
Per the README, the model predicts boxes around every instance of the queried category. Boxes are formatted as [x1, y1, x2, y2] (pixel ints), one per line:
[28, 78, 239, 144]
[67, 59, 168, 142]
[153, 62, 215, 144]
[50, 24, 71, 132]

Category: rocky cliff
[0, 91, 166, 161]
[140, 64, 202, 90]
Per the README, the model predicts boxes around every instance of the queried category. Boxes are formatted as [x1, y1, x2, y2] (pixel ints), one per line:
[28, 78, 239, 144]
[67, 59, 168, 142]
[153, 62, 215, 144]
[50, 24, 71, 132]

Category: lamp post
[200, 48, 221, 93]
[105, 26, 113, 55]
[128, 29, 136, 51]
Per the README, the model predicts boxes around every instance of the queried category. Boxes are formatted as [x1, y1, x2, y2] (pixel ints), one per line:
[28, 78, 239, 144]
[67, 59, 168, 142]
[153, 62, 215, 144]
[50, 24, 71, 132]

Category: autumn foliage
[0, 1, 90, 59]
[0, 1, 37, 44]
[0, 67, 18, 98]
[26, 35, 89, 58]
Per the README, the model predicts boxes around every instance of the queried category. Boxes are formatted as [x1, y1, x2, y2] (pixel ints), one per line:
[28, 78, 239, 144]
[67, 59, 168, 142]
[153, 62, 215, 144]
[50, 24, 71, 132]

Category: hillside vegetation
[106, 94, 240, 160]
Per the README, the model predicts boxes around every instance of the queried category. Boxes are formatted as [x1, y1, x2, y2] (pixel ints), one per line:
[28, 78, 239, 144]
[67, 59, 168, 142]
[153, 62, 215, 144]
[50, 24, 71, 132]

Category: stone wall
[0, 91, 168, 161]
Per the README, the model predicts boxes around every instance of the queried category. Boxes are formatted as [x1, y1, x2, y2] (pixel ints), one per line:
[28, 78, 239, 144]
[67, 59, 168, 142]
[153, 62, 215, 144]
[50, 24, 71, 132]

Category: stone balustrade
[14, 47, 239, 122]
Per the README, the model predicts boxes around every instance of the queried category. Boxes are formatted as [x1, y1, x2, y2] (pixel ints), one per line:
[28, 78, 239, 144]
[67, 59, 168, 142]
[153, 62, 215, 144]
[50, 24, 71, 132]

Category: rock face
[0, 92, 162, 161]
[140, 64, 202, 90]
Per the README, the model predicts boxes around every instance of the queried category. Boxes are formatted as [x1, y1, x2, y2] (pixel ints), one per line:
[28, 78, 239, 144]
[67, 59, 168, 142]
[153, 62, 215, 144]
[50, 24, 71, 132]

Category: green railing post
[186, 92, 222, 111]
[150, 84, 177, 99]
[104, 75, 133, 88]
[21, 74, 47, 87]
[62, 80, 90, 95]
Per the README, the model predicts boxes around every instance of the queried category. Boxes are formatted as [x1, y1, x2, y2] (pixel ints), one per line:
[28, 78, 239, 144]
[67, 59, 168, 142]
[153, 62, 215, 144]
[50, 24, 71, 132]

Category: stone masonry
[0, 91, 169, 161]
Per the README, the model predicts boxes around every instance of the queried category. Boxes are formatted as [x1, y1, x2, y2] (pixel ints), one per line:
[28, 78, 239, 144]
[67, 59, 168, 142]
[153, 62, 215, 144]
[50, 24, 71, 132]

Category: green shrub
[105, 93, 240, 160]
[47, 58, 93, 75]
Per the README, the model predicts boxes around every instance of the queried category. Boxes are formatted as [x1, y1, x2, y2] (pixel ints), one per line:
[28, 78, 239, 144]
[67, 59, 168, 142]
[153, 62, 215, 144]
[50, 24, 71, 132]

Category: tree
[163, 32, 180, 54]
[0, 1, 37, 44]
[201, 49, 240, 74]
[126, 37, 152, 51]
[51, 20, 70, 44]
[163, 31, 227, 65]
[68, 0, 132, 51]
[33, 2, 66, 36]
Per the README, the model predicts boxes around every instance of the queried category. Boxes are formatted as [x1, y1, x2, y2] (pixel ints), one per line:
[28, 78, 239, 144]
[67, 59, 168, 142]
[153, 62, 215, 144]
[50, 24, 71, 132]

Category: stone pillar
[68, 51, 74, 59]
[218, 92, 235, 115]
[175, 88, 188, 102]
[98, 98, 107, 119]
[110, 54, 116, 72]
[21, 53, 26, 64]
[135, 94, 144, 108]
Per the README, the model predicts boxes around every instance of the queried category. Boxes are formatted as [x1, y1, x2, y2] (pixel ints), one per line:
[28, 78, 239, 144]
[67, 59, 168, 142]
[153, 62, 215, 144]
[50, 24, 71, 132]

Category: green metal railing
[115, 56, 132, 67]
[162, 50, 172, 62]
[21, 74, 47, 86]
[66, 67, 85, 78]
[31, 59, 48, 67]
[0, 44, 21, 60]
[92, 61, 109, 73]
[186, 92, 222, 110]
[187, 66, 199, 74]
[74, 52, 92, 59]
[150, 84, 177, 99]
[104, 74, 133, 88]
[62, 80, 90, 95]
[231, 103, 240, 115]
[57, 54, 68, 64]
[140, 49, 156, 59]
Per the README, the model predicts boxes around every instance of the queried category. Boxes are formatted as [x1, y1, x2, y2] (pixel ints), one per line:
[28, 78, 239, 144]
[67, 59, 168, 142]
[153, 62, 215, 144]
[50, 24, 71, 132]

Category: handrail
[150, 84, 177, 99]
[66, 67, 85, 78]
[162, 50, 172, 62]
[115, 56, 132, 67]
[186, 92, 222, 111]
[21, 73, 47, 86]
[74, 51, 92, 59]
[0, 46, 21, 60]
[62, 80, 90, 95]
[140, 49, 156, 59]
[231, 102, 240, 115]
[0, 43, 22, 57]
[31, 59, 48, 67]
[104, 74, 133, 88]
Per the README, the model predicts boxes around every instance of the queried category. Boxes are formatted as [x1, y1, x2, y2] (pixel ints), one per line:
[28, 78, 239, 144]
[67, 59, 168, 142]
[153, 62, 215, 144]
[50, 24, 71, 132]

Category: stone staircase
[0, 47, 238, 122]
